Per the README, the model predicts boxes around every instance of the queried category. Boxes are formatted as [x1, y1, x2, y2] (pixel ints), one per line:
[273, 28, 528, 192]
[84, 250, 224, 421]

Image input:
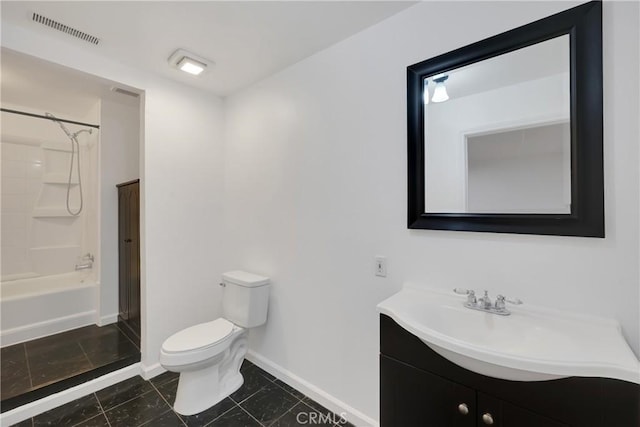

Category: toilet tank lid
[222, 270, 269, 287]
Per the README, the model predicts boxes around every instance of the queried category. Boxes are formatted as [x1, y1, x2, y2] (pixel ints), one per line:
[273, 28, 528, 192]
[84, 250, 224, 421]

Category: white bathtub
[0, 271, 97, 347]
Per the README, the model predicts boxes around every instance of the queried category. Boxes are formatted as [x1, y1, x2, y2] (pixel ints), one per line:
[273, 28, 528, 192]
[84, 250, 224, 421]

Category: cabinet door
[381, 355, 475, 427]
[477, 393, 568, 427]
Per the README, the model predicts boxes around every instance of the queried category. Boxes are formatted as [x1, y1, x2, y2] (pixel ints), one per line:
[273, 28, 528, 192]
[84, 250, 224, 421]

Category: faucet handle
[454, 288, 477, 305]
[496, 294, 523, 306]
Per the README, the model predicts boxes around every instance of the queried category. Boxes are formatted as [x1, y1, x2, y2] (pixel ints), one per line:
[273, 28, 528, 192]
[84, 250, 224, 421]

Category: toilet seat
[160, 318, 240, 368]
[163, 318, 234, 353]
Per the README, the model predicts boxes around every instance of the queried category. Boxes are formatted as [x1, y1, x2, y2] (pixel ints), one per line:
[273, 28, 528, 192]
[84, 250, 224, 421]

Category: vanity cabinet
[380, 314, 640, 427]
[117, 180, 140, 342]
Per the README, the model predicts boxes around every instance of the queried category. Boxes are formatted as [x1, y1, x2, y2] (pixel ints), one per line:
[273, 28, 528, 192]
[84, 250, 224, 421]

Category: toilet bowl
[160, 318, 247, 415]
[159, 270, 270, 415]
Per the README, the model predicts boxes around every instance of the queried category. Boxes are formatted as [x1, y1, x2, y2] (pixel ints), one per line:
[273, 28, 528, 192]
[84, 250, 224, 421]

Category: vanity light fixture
[431, 75, 450, 103]
[168, 49, 213, 76]
[423, 79, 429, 104]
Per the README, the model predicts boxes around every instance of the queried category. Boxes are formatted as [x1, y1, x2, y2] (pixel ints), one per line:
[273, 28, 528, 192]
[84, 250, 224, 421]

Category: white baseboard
[97, 313, 118, 326]
[0, 311, 95, 347]
[246, 350, 378, 427]
[140, 362, 165, 380]
[0, 363, 141, 427]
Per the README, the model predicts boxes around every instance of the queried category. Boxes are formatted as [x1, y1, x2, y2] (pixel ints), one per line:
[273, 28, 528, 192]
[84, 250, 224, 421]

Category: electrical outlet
[375, 256, 387, 277]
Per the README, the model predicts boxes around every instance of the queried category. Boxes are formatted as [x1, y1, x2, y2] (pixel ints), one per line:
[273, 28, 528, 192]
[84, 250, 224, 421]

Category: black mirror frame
[407, 1, 603, 237]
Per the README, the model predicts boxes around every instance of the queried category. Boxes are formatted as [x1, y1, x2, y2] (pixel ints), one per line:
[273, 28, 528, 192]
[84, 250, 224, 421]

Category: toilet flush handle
[219, 282, 226, 287]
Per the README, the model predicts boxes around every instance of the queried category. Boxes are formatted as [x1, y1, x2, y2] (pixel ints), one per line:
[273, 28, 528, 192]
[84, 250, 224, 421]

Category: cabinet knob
[482, 413, 494, 425]
[457, 403, 469, 415]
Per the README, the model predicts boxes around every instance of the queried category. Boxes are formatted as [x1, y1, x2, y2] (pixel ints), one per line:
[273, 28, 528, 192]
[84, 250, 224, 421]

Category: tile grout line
[200, 402, 244, 427]
[115, 322, 141, 350]
[77, 342, 94, 369]
[148, 380, 188, 427]
[239, 366, 307, 426]
[268, 400, 305, 427]
[23, 343, 34, 389]
[98, 384, 158, 414]
[93, 392, 113, 427]
[235, 403, 268, 427]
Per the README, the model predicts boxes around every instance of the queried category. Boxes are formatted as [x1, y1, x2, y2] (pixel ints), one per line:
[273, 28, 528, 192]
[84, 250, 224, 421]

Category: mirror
[407, 1, 603, 237]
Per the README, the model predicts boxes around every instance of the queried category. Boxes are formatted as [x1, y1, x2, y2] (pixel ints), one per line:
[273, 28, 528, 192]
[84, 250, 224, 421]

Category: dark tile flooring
[1, 323, 140, 410]
[11, 360, 355, 427]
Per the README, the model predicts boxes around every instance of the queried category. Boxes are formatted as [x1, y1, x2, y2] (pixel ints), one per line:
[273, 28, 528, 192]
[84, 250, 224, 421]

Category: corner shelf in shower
[32, 207, 80, 218]
[41, 142, 73, 152]
[42, 173, 79, 184]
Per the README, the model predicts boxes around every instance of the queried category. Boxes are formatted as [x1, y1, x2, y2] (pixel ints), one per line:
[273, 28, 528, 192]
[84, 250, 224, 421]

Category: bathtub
[0, 271, 97, 347]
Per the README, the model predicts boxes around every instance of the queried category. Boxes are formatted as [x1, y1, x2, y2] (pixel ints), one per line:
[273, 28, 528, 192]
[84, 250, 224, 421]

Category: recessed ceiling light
[168, 49, 213, 77]
[177, 57, 206, 75]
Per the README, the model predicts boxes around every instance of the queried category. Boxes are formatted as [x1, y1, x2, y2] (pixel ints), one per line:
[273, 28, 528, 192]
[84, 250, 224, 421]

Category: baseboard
[246, 350, 378, 427]
[97, 313, 118, 327]
[0, 363, 141, 427]
[0, 311, 95, 347]
[140, 362, 165, 380]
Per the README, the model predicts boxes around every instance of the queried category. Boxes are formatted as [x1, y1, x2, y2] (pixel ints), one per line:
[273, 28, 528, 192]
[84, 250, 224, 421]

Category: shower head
[72, 129, 92, 138]
[45, 112, 92, 140]
[45, 112, 74, 139]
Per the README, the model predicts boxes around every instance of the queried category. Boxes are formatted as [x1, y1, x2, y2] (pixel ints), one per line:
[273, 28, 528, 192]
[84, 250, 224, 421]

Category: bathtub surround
[1, 106, 98, 280]
[1, 2, 638, 426]
[0, 323, 139, 412]
[1, 103, 101, 345]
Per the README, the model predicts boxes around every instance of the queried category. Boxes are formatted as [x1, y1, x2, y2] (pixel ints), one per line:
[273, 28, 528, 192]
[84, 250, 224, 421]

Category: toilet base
[172, 331, 247, 416]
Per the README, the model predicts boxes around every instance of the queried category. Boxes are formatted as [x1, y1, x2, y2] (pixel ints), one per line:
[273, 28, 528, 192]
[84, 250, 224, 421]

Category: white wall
[98, 97, 140, 322]
[425, 73, 569, 212]
[224, 1, 639, 423]
[1, 21, 227, 369]
[466, 123, 570, 213]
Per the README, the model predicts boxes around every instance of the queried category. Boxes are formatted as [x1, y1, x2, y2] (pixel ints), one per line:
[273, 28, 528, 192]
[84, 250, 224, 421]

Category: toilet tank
[222, 270, 270, 328]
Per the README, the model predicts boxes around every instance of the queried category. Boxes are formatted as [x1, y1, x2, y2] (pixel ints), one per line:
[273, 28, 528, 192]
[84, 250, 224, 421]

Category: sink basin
[377, 283, 640, 383]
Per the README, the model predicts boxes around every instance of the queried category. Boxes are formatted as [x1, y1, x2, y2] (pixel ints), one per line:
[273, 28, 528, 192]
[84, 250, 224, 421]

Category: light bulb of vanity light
[432, 75, 450, 103]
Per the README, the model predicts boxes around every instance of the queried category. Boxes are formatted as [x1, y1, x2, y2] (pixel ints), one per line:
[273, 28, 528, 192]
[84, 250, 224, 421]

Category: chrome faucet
[454, 288, 522, 316]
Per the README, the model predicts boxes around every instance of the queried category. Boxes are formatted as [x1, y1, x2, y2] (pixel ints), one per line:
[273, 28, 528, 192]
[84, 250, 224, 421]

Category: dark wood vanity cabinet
[380, 314, 640, 427]
[117, 180, 140, 341]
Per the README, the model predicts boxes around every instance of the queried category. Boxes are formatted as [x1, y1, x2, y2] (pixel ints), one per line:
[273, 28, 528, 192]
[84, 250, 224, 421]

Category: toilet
[160, 270, 270, 415]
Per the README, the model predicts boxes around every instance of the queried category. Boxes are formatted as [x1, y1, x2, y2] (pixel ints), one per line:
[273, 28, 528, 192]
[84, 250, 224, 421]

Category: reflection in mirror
[424, 35, 570, 213]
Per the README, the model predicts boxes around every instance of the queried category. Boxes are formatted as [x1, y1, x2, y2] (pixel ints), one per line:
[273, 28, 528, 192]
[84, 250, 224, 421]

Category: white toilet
[160, 270, 270, 415]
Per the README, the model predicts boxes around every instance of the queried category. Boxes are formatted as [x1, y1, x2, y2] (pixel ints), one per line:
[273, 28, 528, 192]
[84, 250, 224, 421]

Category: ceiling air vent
[32, 13, 100, 45]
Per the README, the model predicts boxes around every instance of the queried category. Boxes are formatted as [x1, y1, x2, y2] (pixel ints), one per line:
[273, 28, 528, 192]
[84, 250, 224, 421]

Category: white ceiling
[1, 1, 415, 96]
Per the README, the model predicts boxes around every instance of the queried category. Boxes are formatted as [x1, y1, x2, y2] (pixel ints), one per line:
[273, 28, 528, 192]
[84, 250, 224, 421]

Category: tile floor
[1, 323, 140, 407]
[11, 360, 355, 427]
